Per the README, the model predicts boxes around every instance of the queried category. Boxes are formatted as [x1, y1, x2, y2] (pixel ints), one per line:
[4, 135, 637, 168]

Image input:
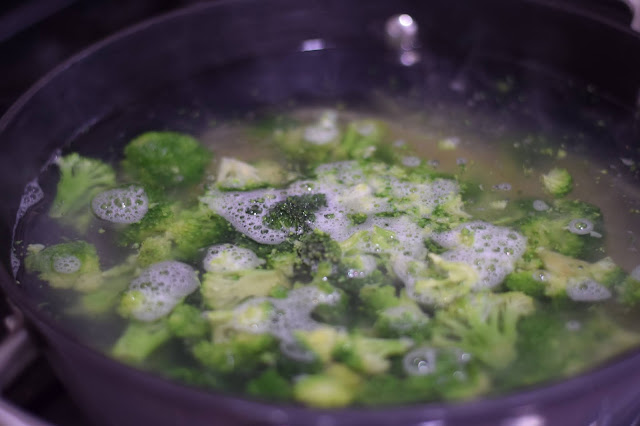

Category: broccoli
[73, 254, 138, 314]
[192, 333, 278, 374]
[246, 369, 293, 401]
[25, 241, 103, 292]
[274, 110, 341, 169]
[201, 269, 289, 310]
[294, 229, 341, 275]
[431, 292, 535, 369]
[507, 309, 640, 387]
[516, 199, 603, 259]
[332, 334, 414, 375]
[404, 254, 479, 307]
[336, 119, 388, 160]
[541, 168, 573, 197]
[356, 347, 490, 405]
[263, 193, 327, 233]
[503, 271, 546, 299]
[121, 131, 212, 189]
[537, 250, 618, 300]
[48, 153, 116, 233]
[120, 202, 234, 262]
[216, 157, 293, 190]
[167, 304, 209, 339]
[112, 320, 172, 363]
[292, 364, 362, 408]
[614, 275, 640, 307]
[137, 235, 173, 267]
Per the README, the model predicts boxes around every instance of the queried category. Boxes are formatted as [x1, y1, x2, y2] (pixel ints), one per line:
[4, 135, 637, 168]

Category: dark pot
[1, 1, 640, 425]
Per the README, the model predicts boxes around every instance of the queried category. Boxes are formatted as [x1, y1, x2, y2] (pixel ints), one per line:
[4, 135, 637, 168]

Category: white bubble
[403, 347, 437, 376]
[566, 279, 611, 302]
[128, 261, 200, 321]
[92, 185, 148, 224]
[203, 244, 265, 272]
[52, 255, 81, 274]
[567, 218, 594, 235]
[533, 200, 549, 211]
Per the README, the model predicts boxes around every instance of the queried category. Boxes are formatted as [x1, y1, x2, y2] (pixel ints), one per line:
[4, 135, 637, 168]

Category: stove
[0, 0, 638, 425]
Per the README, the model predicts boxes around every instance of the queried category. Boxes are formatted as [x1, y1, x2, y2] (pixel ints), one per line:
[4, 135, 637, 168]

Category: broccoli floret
[294, 229, 341, 275]
[295, 326, 346, 363]
[118, 202, 175, 247]
[615, 276, 640, 307]
[293, 364, 361, 408]
[517, 199, 603, 259]
[246, 369, 293, 401]
[73, 255, 138, 314]
[336, 119, 388, 160]
[137, 235, 173, 267]
[274, 111, 341, 169]
[192, 333, 278, 374]
[122, 131, 212, 189]
[25, 241, 103, 292]
[167, 304, 209, 339]
[374, 294, 431, 341]
[508, 309, 640, 387]
[356, 347, 490, 405]
[216, 157, 293, 190]
[112, 320, 172, 363]
[503, 271, 547, 299]
[333, 334, 414, 375]
[408, 254, 479, 307]
[201, 269, 289, 310]
[48, 153, 116, 233]
[431, 292, 535, 370]
[538, 250, 618, 300]
[263, 193, 327, 233]
[541, 168, 573, 197]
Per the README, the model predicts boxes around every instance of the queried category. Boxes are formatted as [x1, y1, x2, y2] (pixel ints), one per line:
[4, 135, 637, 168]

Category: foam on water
[227, 286, 341, 361]
[12, 178, 44, 276]
[431, 221, 527, 289]
[203, 244, 265, 272]
[566, 279, 612, 302]
[52, 255, 82, 274]
[92, 185, 149, 224]
[128, 261, 200, 321]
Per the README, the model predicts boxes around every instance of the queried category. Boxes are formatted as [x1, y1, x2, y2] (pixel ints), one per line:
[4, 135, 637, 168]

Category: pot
[1, 1, 640, 425]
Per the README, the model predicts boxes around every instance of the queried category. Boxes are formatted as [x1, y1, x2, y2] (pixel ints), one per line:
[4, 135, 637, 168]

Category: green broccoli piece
[48, 153, 116, 233]
[504, 271, 546, 299]
[25, 241, 103, 292]
[431, 292, 535, 370]
[120, 202, 233, 262]
[615, 276, 640, 307]
[73, 254, 138, 315]
[517, 199, 603, 259]
[294, 229, 341, 275]
[538, 250, 618, 299]
[541, 168, 573, 197]
[167, 204, 233, 260]
[333, 334, 414, 375]
[112, 320, 172, 363]
[137, 235, 173, 267]
[407, 254, 479, 307]
[216, 157, 293, 190]
[118, 202, 175, 247]
[192, 333, 278, 374]
[167, 304, 209, 339]
[274, 111, 341, 169]
[263, 193, 327, 233]
[246, 369, 293, 401]
[293, 364, 361, 408]
[336, 119, 388, 160]
[508, 309, 640, 387]
[201, 269, 289, 310]
[356, 347, 489, 405]
[122, 131, 212, 189]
